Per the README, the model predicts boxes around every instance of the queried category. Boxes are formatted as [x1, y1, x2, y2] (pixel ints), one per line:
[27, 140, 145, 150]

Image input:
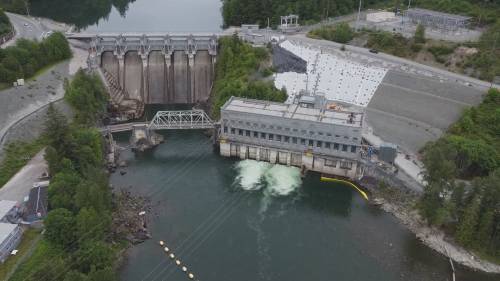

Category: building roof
[407, 8, 471, 21]
[0, 223, 18, 244]
[0, 201, 17, 220]
[23, 186, 48, 222]
[222, 97, 363, 127]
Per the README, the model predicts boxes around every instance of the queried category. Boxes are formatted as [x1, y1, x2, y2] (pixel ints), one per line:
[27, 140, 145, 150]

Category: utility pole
[490, 32, 498, 88]
[24, 0, 30, 17]
[355, 0, 362, 31]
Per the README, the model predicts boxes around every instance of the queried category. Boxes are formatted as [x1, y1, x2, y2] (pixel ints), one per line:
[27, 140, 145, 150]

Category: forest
[212, 35, 287, 118]
[222, 0, 500, 27]
[0, 32, 71, 83]
[0, 8, 11, 37]
[9, 70, 118, 281]
[419, 88, 500, 262]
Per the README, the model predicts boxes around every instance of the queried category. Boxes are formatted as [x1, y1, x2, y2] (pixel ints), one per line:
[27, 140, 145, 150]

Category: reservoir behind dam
[111, 131, 497, 281]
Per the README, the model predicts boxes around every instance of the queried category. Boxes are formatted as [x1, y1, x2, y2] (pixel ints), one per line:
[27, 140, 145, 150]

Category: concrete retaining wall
[221, 141, 361, 179]
[124, 52, 143, 101]
[100, 50, 214, 105]
[148, 51, 166, 104]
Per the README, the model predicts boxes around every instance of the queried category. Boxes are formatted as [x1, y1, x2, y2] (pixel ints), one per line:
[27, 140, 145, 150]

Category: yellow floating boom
[320, 176, 369, 201]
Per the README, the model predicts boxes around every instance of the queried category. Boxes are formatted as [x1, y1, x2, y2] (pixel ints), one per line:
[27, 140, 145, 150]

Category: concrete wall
[193, 51, 213, 103]
[101, 51, 119, 80]
[173, 51, 189, 104]
[220, 141, 361, 179]
[99, 50, 215, 105]
[148, 51, 166, 104]
[124, 52, 143, 101]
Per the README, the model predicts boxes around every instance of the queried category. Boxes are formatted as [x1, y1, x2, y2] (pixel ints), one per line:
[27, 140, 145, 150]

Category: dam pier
[79, 33, 219, 118]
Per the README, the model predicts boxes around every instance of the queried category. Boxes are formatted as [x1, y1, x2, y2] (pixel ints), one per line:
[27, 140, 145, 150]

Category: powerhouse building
[219, 96, 365, 179]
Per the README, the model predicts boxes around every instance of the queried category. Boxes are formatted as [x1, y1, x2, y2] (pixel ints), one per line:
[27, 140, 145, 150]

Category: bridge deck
[101, 110, 217, 133]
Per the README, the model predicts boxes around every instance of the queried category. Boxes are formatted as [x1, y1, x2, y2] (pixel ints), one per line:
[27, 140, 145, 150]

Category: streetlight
[355, 0, 362, 31]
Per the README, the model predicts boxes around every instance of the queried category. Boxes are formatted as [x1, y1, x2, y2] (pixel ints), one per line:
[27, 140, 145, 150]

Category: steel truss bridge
[102, 110, 217, 133]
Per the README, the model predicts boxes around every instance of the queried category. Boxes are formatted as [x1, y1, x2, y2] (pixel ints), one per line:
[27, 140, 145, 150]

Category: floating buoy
[164, 247, 169, 252]
[181, 266, 187, 272]
[169, 253, 175, 259]
[188, 273, 194, 279]
[159, 241, 164, 246]
[175, 260, 181, 265]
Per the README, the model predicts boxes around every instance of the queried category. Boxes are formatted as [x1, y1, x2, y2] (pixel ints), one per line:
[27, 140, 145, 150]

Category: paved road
[1, 12, 71, 48]
[1, 12, 45, 47]
[0, 149, 47, 202]
[289, 34, 499, 91]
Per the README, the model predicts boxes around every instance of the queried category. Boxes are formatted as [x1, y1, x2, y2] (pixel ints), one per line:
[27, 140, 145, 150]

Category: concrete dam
[87, 34, 218, 105]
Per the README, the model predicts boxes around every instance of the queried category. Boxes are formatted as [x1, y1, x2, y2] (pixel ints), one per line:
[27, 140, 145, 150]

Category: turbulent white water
[234, 160, 302, 196]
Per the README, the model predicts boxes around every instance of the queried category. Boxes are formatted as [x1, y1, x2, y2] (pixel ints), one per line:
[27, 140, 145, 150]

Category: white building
[0, 223, 22, 263]
[219, 95, 365, 180]
[0, 200, 17, 222]
[366, 12, 397, 23]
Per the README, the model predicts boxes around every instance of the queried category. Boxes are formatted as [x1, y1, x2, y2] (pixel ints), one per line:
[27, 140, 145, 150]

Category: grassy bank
[0, 139, 45, 188]
[0, 8, 12, 37]
[212, 35, 287, 118]
[0, 229, 41, 281]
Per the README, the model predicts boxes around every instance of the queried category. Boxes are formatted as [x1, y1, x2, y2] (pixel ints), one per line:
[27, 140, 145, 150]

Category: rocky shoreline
[112, 189, 152, 245]
[361, 176, 500, 274]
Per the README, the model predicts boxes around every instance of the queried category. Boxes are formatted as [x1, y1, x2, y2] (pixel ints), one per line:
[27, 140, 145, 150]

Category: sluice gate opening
[87, 34, 218, 110]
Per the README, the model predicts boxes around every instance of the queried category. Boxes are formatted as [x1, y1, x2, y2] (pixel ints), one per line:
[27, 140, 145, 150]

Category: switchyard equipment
[404, 8, 471, 31]
[219, 95, 365, 180]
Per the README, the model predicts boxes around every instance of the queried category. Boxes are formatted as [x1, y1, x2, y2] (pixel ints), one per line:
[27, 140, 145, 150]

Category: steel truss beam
[148, 110, 216, 130]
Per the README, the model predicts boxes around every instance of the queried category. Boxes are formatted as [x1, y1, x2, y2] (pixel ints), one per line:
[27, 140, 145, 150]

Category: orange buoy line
[158, 241, 201, 280]
[320, 176, 369, 200]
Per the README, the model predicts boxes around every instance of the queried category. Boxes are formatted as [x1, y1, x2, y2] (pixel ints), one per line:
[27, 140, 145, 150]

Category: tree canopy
[0, 32, 71, 83]
[212, 35, 287, 118]
[420, 88, 500, 261]
[10, 72, 116, 281]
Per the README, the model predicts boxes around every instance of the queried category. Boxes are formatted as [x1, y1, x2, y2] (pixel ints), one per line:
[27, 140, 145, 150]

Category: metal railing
[149, 110, 216, 130]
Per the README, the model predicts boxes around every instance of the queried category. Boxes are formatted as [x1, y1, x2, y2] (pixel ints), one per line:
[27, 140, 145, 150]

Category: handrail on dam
[102, 110, 217, 133]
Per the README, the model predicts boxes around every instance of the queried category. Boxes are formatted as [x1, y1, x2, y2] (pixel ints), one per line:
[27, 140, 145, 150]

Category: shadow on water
[300, 172, 354, 218]
[30, 0, 136, 29]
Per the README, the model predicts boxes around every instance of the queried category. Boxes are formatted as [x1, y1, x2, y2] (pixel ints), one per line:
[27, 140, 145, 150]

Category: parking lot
[366, 70, 485, 152]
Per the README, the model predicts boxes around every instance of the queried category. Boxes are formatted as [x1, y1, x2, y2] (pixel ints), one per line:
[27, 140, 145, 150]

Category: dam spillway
[88, 34, 218, 105]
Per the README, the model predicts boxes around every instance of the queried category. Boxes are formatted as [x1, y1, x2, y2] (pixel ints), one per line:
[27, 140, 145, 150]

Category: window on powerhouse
[225, 129, 358, 153]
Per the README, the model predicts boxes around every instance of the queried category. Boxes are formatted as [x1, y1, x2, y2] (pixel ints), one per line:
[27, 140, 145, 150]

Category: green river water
[27, 0, 499, 280]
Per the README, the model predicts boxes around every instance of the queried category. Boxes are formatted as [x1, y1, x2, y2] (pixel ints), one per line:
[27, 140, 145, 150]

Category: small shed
[379, 143, 398, 164]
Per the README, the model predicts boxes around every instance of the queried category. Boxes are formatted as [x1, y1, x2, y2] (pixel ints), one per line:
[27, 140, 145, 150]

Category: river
[27, 0, 498, 280]
[110, 130, 496, 281]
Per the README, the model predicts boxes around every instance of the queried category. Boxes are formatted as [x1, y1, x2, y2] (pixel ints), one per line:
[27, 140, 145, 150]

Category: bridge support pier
[130, 124, 164, 152]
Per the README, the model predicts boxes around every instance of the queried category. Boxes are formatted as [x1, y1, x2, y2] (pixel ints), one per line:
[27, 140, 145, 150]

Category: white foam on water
[234, 160, 270, 191]
[263, 164, 302, 196]
[235, 160, 302, 196]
